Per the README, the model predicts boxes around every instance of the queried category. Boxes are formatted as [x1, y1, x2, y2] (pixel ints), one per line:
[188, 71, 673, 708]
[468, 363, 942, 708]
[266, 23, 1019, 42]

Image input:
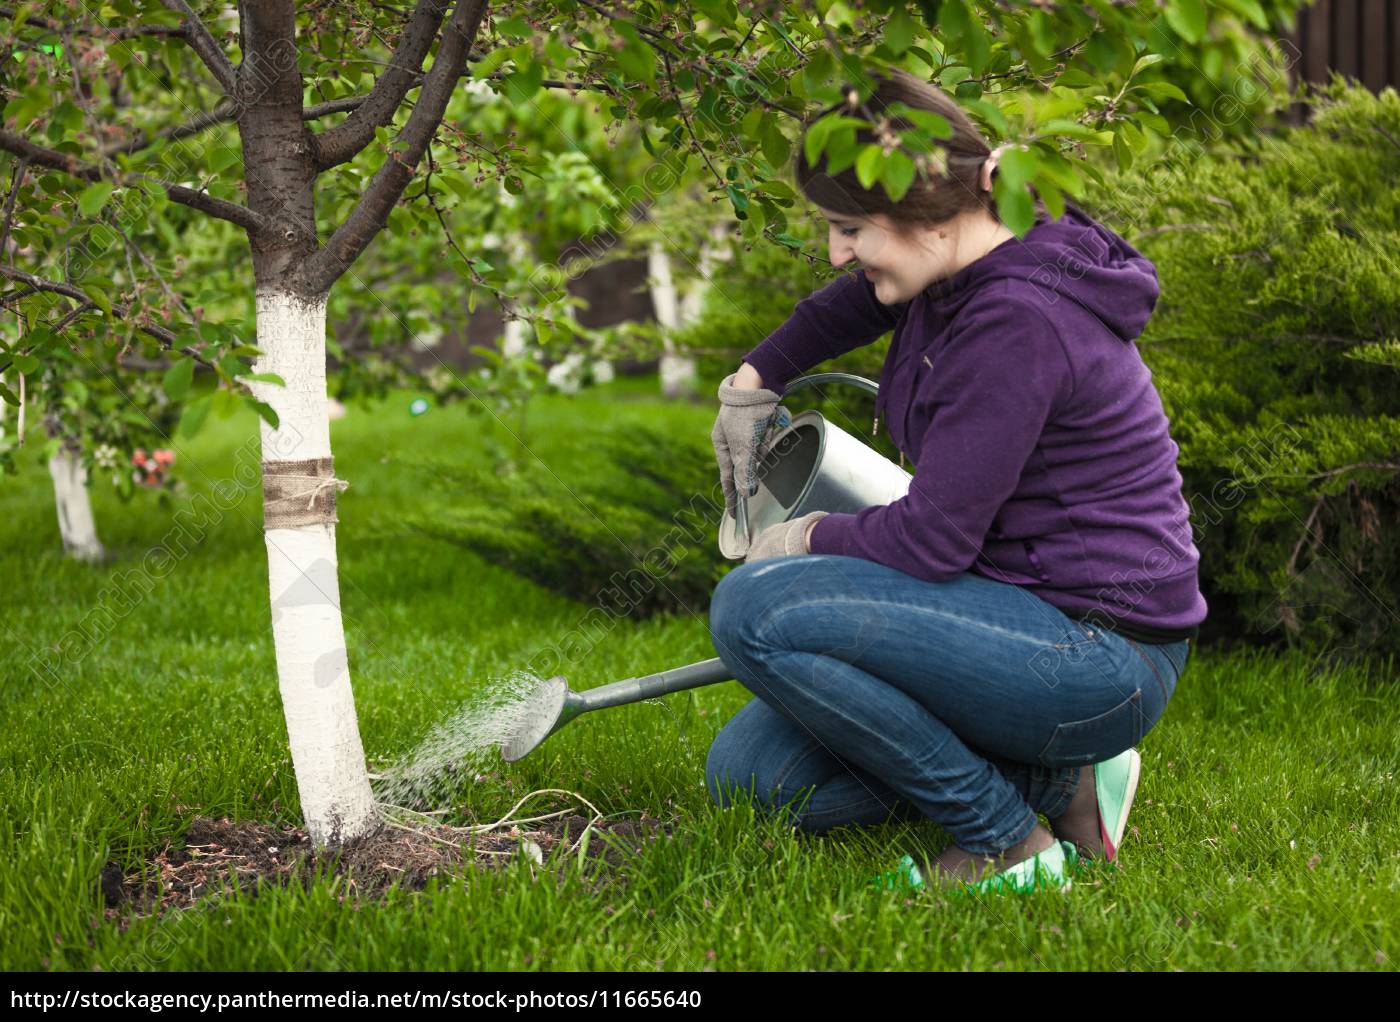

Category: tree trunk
[249, 291, 378, 848]
[501, 234, 530, 358]
[649, 242, 698, 399]
[47, 444, 104, 562]
[502, 314, 528, 359]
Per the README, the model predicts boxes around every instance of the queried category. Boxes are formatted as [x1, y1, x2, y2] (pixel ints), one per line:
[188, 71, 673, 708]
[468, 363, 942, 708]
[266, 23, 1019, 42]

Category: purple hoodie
[742, 203, 1206, 641]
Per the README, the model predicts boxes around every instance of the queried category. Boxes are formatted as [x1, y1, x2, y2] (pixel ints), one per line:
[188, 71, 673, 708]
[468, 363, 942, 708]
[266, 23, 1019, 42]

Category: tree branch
[0, 4, 188, 38]
[102, 95, 368, 157]
[0, 129, 266, 233]
[0, 265, 215, 369]
[301, 0, 488, 293]
[0, 157, 28, 258]
[159, 0, 238, 95]
[311, 0, 452, 171]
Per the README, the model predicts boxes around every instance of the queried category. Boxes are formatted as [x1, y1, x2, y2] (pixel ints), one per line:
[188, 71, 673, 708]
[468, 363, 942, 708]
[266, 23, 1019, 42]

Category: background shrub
[405, 422, 728, 618]
[1089, 79, 1400, 656]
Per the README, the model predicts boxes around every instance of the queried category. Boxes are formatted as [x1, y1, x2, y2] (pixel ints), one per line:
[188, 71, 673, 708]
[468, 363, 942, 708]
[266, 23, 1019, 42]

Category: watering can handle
[732, 371, 881, 548]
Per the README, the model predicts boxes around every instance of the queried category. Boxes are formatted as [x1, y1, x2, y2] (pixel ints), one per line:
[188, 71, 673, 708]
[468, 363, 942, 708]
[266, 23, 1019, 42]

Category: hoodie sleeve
[742, 269, 903, 397]
[807, 295, 1073, 579]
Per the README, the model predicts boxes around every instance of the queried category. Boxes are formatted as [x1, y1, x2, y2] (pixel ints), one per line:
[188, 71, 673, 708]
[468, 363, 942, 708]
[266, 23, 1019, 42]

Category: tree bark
[248, 292, 377, 848]
[47, 444, 104, 562]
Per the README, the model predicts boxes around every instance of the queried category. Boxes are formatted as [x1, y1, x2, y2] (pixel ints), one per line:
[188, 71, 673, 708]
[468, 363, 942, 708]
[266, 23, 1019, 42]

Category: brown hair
[796, 69, 1047, 229]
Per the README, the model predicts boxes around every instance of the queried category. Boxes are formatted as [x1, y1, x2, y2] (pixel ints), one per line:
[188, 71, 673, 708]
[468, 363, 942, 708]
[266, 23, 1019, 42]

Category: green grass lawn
[2, 377, 1396, 971]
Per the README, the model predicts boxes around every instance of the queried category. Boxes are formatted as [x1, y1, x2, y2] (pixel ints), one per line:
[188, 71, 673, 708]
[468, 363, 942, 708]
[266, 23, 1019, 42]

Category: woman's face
[819, 206, 1005, 304]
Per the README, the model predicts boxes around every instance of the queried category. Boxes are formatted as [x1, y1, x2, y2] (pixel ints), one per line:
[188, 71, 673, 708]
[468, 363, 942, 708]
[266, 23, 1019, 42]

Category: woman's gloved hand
[744, 512, 828, 564]
[712, 372, 792, 516]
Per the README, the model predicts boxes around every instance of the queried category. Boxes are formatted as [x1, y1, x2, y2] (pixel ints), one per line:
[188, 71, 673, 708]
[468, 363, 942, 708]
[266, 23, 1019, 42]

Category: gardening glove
[712, 372, 793, 516]
[744, 511, 828, 564]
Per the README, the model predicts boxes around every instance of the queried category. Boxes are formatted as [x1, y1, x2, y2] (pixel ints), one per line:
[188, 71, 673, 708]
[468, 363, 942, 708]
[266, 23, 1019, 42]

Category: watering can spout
[500, 657, 734, 762]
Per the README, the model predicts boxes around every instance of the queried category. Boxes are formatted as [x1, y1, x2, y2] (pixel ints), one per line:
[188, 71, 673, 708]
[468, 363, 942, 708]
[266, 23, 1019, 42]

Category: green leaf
[887, 102, 952, 139]
[725, 184, 749, 217]
[240, 372, 285, 386]
[1112, 129, 1134, 171]
[1218, 0, 1269, 30]
[78, 182, 114, 217]
[825, 127, 859, 175]
[1118, 118, 1148, 154]
[212, 388, 240, 419]
[886, 9, 916, 56]
[960, 98, 1009, 139]
[939, 0, 971, 39]
[1164, 0, 1208, 44]
[501, 61, 544, 104]
[615, 28, 657, 84]
[12, 353, 40, 374]
[996, 147, 1037, 191]
[1038, 119, 1113, 144]
[162, 357, 194, 401]
[86, 285, 113, 317]
[803, 114, 868, 168]
[246, 397, 280, 430]
[801, 47, 836, 95]
[208, 146, 241, 174]
[961, 19, 990, 77]
[1034, 173, 1065, 220]
[471, 46, 514, 77]
[179, 394, 212, 438]
[882, 149, 916, 202]
[1134, 80, 1190, 104]
[218, 353, 247, 379]
[993, 175, 1034, 236]
[855, 145, 884, 190]
[761, 118, 790, 168]
[1131, 53, 1166, 79]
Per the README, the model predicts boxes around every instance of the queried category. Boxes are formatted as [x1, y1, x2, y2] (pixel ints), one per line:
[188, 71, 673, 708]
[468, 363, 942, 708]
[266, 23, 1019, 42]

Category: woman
[705, 70, 1206, 895]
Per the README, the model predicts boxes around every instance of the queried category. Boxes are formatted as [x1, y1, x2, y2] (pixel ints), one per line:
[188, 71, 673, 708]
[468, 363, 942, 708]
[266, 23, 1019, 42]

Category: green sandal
[867, 840, 1079, 896]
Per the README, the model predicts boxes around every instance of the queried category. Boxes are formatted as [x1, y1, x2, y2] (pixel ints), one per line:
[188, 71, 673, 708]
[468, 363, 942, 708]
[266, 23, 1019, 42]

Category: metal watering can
[501, 373, 912, 763]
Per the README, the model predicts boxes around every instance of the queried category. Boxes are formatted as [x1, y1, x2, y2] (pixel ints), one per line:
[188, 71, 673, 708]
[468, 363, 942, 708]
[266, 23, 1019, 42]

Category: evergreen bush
[1089, 79, 1400, 656]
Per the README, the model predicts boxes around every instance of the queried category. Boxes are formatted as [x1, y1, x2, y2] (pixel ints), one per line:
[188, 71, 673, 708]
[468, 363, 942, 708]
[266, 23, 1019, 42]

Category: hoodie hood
[923, 203, 1160, 343]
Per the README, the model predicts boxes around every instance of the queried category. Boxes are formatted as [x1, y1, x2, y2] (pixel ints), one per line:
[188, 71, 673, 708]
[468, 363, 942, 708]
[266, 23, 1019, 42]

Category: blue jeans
[705, 555, 1190, 855]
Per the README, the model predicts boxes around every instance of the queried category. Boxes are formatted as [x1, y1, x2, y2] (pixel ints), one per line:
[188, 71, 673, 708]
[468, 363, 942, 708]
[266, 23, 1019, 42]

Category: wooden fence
[1287, 0, 1400, 121]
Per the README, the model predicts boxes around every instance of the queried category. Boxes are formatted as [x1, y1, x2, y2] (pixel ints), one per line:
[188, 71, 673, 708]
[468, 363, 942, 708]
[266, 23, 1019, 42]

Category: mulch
[99, 809, 672, 926]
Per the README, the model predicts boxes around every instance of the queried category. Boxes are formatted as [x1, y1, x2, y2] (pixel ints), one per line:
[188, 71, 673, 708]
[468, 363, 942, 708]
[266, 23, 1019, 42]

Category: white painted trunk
[649, 242, 681, 330]
[249, 292, 378, 849]
[649, 242, 698, 399]
[501, 314, 528, 359]
[48, 448, 104, 562]
[502, 234, 531, 358]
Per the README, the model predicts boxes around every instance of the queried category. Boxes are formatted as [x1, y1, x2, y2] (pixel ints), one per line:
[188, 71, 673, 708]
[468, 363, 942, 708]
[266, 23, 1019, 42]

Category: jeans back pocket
[1038, 688, 1145, 768]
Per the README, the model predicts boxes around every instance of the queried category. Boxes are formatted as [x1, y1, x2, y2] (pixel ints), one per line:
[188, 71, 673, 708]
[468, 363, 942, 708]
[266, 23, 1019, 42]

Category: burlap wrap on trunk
[261, 456, 348, 529]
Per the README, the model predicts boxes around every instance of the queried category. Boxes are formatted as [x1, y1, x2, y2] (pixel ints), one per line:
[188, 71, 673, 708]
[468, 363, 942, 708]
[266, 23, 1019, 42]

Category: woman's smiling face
[819, 206, 1014, 305]
[819, 208, 955, 304]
